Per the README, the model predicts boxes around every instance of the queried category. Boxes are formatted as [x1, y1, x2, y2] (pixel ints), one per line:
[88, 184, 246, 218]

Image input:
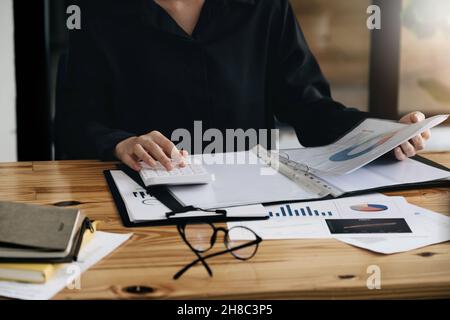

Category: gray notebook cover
[0, 202, 80, 251]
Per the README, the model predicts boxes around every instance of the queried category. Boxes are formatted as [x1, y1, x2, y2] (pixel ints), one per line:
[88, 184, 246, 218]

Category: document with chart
[227, 194, 430, 240]
[228, 193, 450, 254]
[282, 114, 448, 175]
[337, 203, 450, 254]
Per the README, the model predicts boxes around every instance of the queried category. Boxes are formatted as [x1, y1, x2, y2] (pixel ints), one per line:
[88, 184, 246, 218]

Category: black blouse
[57, 0, 372, 159]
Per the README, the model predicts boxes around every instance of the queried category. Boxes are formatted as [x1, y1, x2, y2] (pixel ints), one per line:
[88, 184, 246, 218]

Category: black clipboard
[104, 165, 269, 228]
[105, 155, 449, 228]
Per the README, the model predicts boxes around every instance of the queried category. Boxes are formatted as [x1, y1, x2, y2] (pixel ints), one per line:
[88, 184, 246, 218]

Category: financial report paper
[283, 115, 448, 175]
[227, 194, 428, 240]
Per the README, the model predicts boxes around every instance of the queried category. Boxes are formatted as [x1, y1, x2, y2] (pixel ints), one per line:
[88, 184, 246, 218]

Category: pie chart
[329, 132, 397, 162]
[350, 204, 388, 212]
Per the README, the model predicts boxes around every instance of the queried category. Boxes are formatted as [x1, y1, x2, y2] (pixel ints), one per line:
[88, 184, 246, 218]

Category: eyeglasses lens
[184, 223, 215, 252]
[226, 227, 258, 260]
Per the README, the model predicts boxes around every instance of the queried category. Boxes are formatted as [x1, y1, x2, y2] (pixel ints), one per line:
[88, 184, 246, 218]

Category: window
[399, 0, 450, 116]
[292, 0, 371, 111]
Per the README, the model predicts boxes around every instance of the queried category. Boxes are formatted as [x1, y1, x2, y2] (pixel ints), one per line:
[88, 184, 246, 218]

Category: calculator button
[192, 166, 205, 174]
[180, 167, 193, 175]
[139, 162, 212, 185]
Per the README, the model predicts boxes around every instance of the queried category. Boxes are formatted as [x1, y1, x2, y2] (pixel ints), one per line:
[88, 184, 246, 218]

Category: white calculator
[139, 161, 213, 186]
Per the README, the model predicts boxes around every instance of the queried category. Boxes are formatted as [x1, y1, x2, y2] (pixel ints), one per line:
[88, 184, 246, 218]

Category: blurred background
[0, 0, 449, 162]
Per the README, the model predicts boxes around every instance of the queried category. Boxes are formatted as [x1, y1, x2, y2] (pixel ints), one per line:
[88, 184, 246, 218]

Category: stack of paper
[228, 194, 450, 254]
[0, 222, 100, 284]
[336, 197, 450, 254]
[0, 231, 132, 300]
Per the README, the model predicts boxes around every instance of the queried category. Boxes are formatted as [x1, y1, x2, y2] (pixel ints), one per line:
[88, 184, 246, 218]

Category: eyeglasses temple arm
[193, 249, 213, 276]
[177, 225, 213, 278]
[173, 240, 260, 280]
[173, 254, 213, 280]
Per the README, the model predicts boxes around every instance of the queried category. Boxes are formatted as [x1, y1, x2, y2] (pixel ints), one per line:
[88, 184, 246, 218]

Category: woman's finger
[412, 111, 425, 123]
[122, 153, 142, 171]
[421, 129, 431, 140]
[151, 131, 179, 157]
[149, 132, 186, 168]
[400, 141, 416, 158]
[394, 147, 406, 161]
[133, 144, 157, 167]
[140, 139, 173, 170]
[410, 135, 424, 151]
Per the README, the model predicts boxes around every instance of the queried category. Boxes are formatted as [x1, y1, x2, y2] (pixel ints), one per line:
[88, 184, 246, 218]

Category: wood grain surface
[0, 154, 449, 299]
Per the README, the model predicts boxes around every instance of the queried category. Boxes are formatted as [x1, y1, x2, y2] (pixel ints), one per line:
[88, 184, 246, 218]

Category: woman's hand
[114, 131, 188, 171]
[394, 111, 431, 160]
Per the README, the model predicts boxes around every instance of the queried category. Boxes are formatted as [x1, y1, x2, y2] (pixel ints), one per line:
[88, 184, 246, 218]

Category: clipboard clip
[166, 206, 227, 219]
[85, 219, 95, 233]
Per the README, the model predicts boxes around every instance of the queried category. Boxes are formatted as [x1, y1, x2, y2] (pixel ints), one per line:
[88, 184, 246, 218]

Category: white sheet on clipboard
[168, 152, 320, 209]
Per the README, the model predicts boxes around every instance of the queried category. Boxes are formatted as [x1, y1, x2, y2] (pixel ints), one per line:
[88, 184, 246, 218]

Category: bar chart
[268, 204, 335, 218]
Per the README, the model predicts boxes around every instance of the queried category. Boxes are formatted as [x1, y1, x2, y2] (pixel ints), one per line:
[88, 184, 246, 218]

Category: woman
[59, 0, 430, 171]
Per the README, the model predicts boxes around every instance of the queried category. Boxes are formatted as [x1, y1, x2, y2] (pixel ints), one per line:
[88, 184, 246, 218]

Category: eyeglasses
[173, 223, 262, 279]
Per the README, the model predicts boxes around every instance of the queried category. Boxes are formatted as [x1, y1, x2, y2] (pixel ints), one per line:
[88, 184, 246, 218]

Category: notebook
[0, 263, 55, 284]
[0, 221, 99, 283]
[0, 202, 90, 262]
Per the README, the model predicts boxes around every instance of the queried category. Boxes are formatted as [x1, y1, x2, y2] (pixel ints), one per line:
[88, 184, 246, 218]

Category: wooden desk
[0, 153, 449, 299]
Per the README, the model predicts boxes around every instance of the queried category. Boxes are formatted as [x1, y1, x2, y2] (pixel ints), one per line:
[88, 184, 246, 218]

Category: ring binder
[253, 145, 337, 197]
[251, 145, 450, 200]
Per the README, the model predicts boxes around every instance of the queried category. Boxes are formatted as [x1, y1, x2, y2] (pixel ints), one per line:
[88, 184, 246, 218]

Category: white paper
[228, 194, 424, 240]
[111, 170, 267, 220]
[318, 157, 450, 193]
[169, 151, 320, 209]
[222, 204, 267, 218]
[337, 204, 450, 254]
[0, 231, 132, 300]
[229, 216, 331, 239]
[111, 170, 170, 222]
[284, 115, 448, 175]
